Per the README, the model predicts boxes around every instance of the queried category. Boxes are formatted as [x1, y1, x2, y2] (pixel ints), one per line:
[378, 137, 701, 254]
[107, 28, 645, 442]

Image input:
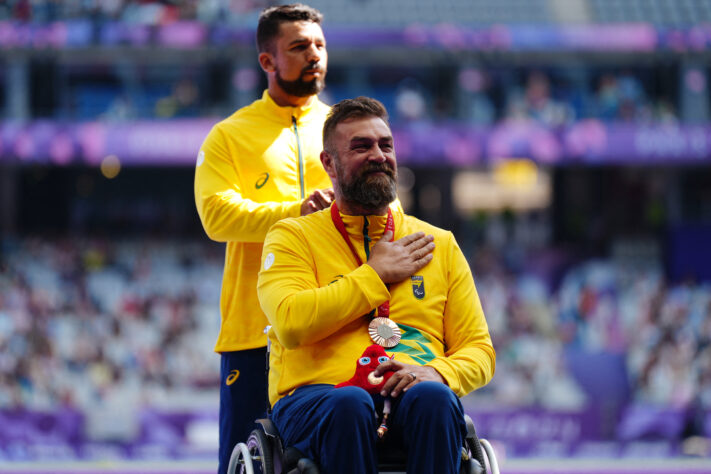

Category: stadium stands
[1, 0, 710, 463]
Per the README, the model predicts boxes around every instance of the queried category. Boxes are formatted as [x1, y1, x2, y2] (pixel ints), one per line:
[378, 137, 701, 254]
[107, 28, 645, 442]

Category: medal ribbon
[331, 202, 393, 317]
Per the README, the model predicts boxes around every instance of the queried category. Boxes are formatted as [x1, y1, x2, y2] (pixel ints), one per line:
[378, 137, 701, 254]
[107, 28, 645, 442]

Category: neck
[335, 198, 388, 217]
[267, 84, 315, 108]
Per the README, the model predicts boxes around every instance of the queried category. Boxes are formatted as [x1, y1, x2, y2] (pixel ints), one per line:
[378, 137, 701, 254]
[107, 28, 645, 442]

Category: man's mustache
[301, 63, 325, 75]
[360, 163, 395, 178]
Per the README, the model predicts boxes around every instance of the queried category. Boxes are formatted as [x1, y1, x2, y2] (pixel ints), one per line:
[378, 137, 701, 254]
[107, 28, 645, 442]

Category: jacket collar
[260, 90, 322, 125]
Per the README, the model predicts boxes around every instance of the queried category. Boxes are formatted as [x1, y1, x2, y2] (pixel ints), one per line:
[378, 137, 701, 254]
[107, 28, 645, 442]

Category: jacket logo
[226, 369, 240, 386]
[411, 276, 425, 299]
[255, 172, 269, 189]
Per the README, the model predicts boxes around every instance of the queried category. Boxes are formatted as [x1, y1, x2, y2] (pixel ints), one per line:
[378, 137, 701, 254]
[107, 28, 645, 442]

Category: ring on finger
[408, 371, 417, 380]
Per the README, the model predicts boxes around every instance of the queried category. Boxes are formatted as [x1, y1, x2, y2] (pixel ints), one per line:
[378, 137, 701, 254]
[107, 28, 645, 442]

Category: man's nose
[369, 147, 387, 163]
[305, 44, 322, 62]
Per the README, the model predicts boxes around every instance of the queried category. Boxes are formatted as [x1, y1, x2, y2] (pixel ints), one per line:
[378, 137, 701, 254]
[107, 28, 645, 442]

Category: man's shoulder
[220, 99, 268, 127]
[270, 208, 332, 236]
[401, 214, 453, 240]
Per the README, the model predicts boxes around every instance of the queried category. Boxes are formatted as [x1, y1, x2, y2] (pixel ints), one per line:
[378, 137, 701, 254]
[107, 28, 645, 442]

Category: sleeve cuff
[351, 264, 390, 309]
[426, 358, 461, 396]
[285, 200, 303, 218]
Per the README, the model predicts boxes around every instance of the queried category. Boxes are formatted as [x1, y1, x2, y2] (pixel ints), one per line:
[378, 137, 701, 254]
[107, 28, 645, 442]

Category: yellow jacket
[258, 206, 496, 406]
[194, 90, 332, 352]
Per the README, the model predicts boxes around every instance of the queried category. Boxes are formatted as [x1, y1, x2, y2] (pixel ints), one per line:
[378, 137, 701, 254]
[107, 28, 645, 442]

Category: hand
[366, 231, 434, 284]
[374, 360, 445, 398]
[301, 188, 334, 215]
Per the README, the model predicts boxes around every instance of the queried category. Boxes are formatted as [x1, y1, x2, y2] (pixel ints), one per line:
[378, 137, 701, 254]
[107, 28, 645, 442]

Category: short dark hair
[323, 97, 389, 154]
[256, 4, 323, 54]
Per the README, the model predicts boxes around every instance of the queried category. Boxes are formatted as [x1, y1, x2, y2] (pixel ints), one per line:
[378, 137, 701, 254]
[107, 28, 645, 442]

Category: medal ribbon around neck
[330, 203, 401, 348]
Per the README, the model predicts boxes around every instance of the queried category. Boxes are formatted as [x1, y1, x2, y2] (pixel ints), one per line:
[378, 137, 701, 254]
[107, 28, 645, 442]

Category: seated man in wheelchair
[257, 96, 495, 474]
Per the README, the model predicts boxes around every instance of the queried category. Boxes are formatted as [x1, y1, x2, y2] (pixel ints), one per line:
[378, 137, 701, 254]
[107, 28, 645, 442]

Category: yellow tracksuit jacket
[258, 206, 496, 407]
[194, 90, 332, 352]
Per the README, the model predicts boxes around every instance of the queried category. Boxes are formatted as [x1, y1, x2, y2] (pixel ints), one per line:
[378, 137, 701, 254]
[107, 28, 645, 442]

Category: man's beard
[337, 160, 398, 213]
[275, 64, 326, 97]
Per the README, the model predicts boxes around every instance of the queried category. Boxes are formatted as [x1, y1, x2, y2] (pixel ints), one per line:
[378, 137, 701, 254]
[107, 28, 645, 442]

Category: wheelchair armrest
[464, 414, 478, 439]
[256, 418, 280, 439]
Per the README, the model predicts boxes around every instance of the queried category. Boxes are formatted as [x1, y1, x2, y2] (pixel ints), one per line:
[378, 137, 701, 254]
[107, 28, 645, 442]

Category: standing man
[194, 5, 333, 473]
[257, 97, 495, 473]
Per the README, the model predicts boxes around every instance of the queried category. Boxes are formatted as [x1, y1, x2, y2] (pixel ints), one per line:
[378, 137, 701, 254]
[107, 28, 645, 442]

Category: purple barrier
[1, 119, 709, 167]
[0, 406, 693, 461]
[0, 21, 710, 51]
[617, 404, 688, 441]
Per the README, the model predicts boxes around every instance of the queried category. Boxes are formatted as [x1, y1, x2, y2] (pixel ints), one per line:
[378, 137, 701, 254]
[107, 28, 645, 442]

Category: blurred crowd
[1, 236, 710, 436]
[0, 0, 269, 26]
[61, 67, 683, 125]
[472, 249, 711, 416]
[0, 237, 223, 439]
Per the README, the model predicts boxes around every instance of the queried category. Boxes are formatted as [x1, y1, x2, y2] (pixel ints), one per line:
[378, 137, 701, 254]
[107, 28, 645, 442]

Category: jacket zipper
[292, 116, 305, 199]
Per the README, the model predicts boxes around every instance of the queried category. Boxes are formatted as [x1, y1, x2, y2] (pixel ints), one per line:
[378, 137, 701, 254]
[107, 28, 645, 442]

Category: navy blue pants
[218, 348, 268, 474]
[271, 382, 466, 474]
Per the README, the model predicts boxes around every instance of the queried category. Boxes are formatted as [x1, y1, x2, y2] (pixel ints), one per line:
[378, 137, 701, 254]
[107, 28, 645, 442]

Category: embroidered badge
[411, 276, 425, 299]
[256, 172, 269, 189]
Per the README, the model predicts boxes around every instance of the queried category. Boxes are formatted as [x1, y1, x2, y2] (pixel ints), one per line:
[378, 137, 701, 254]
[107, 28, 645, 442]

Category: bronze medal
[368, 317, 401, 348]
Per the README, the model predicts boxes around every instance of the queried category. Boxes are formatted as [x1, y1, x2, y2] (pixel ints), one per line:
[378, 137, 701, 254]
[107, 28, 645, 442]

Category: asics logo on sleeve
[226, 369, 240, 386]
[256, 172, 270, 189]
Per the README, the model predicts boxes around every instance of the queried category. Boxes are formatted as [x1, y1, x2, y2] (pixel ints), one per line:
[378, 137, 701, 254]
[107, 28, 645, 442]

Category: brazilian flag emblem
[388, 323, 436, 365]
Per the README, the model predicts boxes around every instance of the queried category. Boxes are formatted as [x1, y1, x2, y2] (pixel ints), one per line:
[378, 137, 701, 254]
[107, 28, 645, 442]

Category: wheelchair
[228, 412, 500, 474]
[228, 328, 501, 474]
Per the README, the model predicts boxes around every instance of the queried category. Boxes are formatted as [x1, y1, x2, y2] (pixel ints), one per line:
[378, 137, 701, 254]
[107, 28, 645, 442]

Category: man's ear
[320, 150, 337, 180]
[258, 51, 275, 73]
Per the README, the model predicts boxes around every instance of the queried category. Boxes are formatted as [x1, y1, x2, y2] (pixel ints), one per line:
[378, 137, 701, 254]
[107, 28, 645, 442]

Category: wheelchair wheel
[227, 442, 254, 474]
[245, 429, 275, 474]
[479, 439, 500, 474]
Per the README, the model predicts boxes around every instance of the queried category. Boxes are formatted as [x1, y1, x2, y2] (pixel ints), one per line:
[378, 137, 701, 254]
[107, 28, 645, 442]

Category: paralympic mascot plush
[335, 344, 397, 438]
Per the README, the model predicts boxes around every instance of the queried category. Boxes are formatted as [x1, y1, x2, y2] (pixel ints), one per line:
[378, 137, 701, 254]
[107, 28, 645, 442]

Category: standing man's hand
[367, 231, 435, 283]
[374, 360, 445, 398]
[301, 188, 335, 215]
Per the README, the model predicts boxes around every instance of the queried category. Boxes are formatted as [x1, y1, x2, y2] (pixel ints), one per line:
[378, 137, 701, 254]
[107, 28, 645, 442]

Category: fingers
[301, 189, 334, 215]
[380, 369, 418, 398]
[310, 189, 332, 210]
[396, 231, 425, 246]
[373, 359, 401, 377]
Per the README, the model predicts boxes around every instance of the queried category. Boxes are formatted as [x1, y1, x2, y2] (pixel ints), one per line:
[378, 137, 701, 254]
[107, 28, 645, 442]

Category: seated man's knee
[399, 382, 464, 425]
[324, 386, 375, 422]
[407, 382, 460, 410]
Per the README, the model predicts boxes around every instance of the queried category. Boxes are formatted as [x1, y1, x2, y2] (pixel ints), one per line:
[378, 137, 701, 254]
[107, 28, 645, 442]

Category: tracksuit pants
[271, 381, 466, 474]
[218, 348, 269, 474]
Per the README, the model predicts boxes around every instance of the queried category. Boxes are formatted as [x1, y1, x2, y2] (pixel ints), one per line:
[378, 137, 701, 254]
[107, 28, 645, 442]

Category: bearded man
[257, 97, 495, 474]
[194, 5, 335, 472]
